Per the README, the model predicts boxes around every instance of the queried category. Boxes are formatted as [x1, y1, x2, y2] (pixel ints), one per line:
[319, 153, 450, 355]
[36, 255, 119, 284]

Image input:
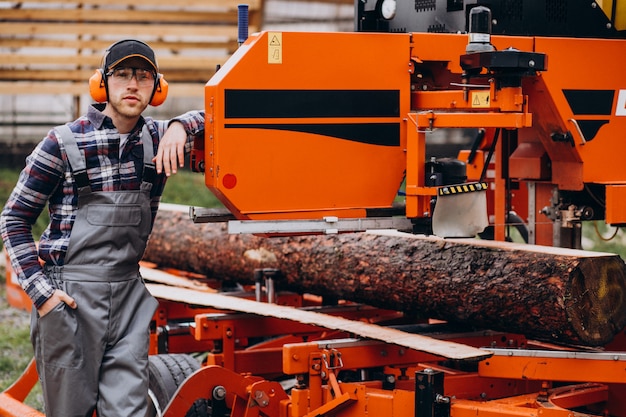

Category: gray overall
[31, 125, 159, 417]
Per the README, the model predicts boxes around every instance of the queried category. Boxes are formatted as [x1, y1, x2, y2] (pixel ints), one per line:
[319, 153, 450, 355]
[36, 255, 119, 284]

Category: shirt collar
[87, 103, 146, 134]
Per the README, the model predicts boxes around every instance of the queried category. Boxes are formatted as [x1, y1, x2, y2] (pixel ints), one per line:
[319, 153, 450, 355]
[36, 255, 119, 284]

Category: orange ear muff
[149, 74, 168, 107]
[89, 69, 108, 103]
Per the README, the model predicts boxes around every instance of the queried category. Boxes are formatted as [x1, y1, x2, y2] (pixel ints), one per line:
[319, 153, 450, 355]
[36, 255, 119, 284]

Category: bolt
[212, 385, 227, 401]
[435, 394, 450, 404]
[254, 391, 269, 407]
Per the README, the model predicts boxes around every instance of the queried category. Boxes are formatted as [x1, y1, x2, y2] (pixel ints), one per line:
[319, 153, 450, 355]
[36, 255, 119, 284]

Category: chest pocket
[86, 204, 142, 226]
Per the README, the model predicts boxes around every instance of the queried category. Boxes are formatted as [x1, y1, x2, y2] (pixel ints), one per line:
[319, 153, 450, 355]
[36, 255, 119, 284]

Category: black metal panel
[356, 0, 625, 38]
[225, 90, 400, 118]
[224, 122, 401, 146]
[563, 90, 615, 116]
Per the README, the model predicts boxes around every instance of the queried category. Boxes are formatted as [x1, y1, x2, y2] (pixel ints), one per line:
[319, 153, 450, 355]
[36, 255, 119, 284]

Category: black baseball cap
[103, 39, 158, 72]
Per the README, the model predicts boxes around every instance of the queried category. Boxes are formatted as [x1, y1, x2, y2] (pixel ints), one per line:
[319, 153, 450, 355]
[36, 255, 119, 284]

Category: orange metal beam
[479, 349, 626, 384]
[0, 393, 44, 417]
[0, 358, 43, 417]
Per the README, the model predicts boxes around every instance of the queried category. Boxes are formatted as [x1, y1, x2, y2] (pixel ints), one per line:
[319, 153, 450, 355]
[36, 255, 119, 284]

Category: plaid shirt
[1, 104, 204, 308]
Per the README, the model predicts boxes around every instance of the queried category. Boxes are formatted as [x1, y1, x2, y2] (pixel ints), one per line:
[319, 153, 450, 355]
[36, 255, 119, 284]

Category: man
[0, 39, 204, 416]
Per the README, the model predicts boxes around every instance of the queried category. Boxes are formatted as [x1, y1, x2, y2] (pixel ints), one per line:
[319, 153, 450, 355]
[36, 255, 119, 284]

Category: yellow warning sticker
[268, 32, 282, 64]
[471, 91, 491, 108]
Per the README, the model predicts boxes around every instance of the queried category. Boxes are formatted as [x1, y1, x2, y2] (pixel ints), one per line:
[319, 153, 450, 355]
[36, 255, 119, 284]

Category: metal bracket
[415, 368, 450, 417]
[228, 217, 414, 235]
[189, 206, 236, 223]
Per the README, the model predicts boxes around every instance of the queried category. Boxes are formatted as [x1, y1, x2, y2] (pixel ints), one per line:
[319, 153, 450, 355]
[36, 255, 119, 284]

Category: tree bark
[144, 209, 626, 347]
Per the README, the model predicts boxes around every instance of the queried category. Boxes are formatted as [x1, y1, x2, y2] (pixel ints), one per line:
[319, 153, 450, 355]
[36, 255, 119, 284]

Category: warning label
[471, 91, 491, 108]
[268, 32, 282, 64]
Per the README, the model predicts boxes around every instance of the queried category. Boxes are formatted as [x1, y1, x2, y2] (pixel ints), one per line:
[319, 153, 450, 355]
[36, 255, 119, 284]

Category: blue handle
[238, 4, 249, 45]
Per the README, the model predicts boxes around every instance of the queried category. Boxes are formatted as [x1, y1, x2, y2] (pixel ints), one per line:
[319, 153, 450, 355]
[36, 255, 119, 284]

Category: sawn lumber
[143, 208, 626, 346]
[144, 280, 491, 361]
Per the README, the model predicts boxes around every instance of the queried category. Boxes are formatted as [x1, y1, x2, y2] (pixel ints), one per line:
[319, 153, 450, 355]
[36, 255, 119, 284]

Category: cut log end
[566, 257, 626, 345]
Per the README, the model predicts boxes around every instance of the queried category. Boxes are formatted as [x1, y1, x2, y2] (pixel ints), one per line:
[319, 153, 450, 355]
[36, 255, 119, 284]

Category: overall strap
[56, 124, 90, 190]
[140, 125, 157, 185]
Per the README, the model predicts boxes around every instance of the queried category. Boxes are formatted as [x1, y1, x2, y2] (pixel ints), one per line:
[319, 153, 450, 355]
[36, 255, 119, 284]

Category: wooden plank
[0, 69, 215, 82]
[0, 0, 264, 98]
[6, 0, 262, 9]
[139, 265, 215, 291]
[1, 8, 242, 24]
[0, 22, 251, 38]
[145, 282, 492, 361]
[0, 54, 227, 70]
[0, 38, 238, 51]
[4, 0, 348, 7]
[0, 81, 206, 97]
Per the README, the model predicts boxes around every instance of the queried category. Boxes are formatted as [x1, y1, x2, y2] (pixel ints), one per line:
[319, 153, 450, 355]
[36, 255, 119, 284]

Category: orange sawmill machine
[3, 1, 626, 416]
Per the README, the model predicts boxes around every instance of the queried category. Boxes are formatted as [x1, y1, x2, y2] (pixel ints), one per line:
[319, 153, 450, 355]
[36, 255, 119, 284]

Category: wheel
[147, 353, 209, 417]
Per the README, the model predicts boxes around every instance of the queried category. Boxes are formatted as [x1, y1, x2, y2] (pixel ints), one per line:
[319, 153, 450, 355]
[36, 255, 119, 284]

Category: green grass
[161, 169, 223, 208]
[0, 318, 32, 382]
[582, 222, 626, 259]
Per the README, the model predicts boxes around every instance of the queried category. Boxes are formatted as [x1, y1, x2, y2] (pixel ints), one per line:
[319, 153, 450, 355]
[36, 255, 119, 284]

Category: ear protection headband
[89, 69, 168, 106]
[88, 40, 169, 106]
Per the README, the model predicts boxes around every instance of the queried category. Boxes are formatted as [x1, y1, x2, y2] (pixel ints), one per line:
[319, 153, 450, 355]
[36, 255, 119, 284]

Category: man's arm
[154, 110, 205, 176]
[0, 131, 76, 313]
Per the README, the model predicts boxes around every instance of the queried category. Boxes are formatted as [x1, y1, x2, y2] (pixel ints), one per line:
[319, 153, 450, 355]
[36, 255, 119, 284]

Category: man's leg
[97, 279, 158, 416]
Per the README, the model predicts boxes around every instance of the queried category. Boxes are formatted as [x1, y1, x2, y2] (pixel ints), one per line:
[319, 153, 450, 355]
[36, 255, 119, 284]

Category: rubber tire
[148, 353, 209, 417]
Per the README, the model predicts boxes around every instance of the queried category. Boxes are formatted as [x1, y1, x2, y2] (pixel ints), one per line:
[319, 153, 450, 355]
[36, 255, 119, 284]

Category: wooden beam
[0, 38, 239, 51]
[0, 22, 253, 38]
[0, 0, 271, 105]
[0, 54, 228, 70]
[0, 81, 206, 96]
[8, 0, 262, 9]
[1, 8, 243, 24]
[0, 69, 215, 82]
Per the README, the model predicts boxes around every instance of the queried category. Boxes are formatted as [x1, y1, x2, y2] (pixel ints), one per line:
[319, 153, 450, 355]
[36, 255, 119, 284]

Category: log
[144, 209, 626, 347]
